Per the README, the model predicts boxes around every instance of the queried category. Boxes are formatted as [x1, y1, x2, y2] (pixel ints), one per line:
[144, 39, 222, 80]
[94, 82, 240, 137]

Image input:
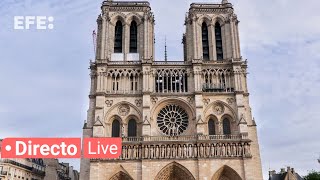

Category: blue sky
[0, 0, 319, 179]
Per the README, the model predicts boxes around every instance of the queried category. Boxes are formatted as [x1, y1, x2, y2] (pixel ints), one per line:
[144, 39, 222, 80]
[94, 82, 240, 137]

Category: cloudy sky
[0, 0, 319, 179]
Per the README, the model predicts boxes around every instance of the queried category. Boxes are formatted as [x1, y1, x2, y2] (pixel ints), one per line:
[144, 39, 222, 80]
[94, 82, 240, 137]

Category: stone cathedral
[80, 0, 263, 179]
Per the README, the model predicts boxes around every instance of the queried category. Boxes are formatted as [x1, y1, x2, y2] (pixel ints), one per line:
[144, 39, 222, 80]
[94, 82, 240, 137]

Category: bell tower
[184, 0, 263, 179]
[185, 0, 241, 61]
[80, 1, 155, 180]
[95, 0, 155, 62]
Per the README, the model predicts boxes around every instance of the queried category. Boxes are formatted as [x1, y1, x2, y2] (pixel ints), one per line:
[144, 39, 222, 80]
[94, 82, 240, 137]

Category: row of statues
[117, 142, 251, 160]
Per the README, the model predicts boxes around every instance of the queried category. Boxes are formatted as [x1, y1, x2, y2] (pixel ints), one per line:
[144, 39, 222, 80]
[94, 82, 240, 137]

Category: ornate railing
[202, 83, 234, 93]
[107, 61, 141, 65]
[103, 1, 150, 6]
[122, 134, 248, 142]
[91, 134, 251, 161]
[153, 61, 191, 65]
[92, 141, 251, 161]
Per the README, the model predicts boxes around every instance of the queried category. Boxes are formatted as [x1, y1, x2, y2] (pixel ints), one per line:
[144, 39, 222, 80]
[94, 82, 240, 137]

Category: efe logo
[14, 16, 54, 30]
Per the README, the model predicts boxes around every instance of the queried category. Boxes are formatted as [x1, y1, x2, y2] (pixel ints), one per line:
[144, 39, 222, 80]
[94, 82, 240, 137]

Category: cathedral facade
[80, 0, 263, 179]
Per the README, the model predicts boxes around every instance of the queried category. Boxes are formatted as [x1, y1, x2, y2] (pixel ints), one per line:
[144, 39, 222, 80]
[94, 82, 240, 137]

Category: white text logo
[14, 16, 54, 30]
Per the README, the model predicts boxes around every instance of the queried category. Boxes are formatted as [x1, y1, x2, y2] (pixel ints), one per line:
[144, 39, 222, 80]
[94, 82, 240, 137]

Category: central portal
[155, 162, 195, 180]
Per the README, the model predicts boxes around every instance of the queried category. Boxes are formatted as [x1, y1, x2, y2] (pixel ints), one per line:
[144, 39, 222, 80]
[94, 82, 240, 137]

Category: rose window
[157, 104, 189, 136]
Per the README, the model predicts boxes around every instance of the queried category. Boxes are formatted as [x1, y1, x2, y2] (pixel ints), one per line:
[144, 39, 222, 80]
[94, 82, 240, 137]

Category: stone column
[124, 23, 130, 61]
[211, 24, 217, 60]
[100, 16, 106, 60]
[221, 24, 227, 59]
[235, 21, 241, 58]
[79, 123, 92, 180]
[230, 20, 236, 59]
[143, 14, 149, 59]
[192, 18, 198, 59]
[142, 64, 151, 136]
[208, 24, 214, 61]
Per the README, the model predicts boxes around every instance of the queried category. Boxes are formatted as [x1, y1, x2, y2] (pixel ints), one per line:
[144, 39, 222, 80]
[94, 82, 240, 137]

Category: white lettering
[51, 145, 60, 156]
[101, 144, 110, 154]
[40, 144, 50, 156]
[14, 16, 24, 30]
[109, 145, 118, 155]
[32, 144, 40, 155]
[16, 141, 27, 156]
[36, 16, 46, 29]
[25, 16, 35, 29]
[67, 145, 77, 156]
[88, 141, 96, 154]
[60, 142, 67, 156]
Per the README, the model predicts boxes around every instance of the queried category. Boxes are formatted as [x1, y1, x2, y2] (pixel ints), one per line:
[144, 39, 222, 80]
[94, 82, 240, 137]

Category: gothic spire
[164, 36, 168, 62]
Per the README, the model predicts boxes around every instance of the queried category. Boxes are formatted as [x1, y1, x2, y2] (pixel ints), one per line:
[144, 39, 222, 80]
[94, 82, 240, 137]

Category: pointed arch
[109, 171, 133, 180]
[208, 118, 216, 135]
[212, 16, 226, 26]
[112, 119, 121, 137]
[128, 119, 137, 137]
[202, 22, 210, 61]
[110, 13, 126, 25]
[126, 13, 143, 25]
[211, 165, 242, 180]
[114, 20, 123, 53]
[215, 22, 223, 60]
[105, 102, 142, 124]
[130, 20, 138, 53]
[204, 100, 236, 120]
[198, 14, 213, 26]
[155, 162, 195, 180]
[222, 118, 231, 135]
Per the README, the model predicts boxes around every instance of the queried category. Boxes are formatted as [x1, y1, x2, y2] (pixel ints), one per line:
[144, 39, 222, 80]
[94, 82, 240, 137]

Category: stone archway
[155, 162, 195, 180]
[211, 165, 242, 180]
[109, 171, 133, 180]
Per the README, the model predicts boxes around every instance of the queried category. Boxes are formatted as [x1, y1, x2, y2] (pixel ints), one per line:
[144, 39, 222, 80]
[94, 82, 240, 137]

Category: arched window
[112, 119, 120, 137]
[223, 118, 231, 135]
[208, 119, 216, 135]
[112, 74, 120, 92]
[128, 119, 137, 137]
[215, 22, 223, 60]
[114, 21, 123, 53]
[130, 21, 138, 53]
[202, 22, 210, 61]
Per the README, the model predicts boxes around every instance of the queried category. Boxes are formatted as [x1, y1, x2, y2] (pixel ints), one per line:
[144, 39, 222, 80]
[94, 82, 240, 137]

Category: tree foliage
[304, 170, 320, 180]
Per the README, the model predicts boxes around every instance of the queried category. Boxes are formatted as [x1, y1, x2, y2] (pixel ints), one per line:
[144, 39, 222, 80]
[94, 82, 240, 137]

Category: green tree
[304, 170, 320, 180]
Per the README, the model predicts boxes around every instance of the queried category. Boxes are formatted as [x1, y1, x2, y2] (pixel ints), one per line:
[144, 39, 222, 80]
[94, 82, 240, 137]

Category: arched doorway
[109, 171, 133, 180]
[211, 166, 242, 180]
[155, 162, 195, 180]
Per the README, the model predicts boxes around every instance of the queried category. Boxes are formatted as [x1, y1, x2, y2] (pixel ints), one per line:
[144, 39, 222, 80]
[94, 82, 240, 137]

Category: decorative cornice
[189, 6, 233, 14]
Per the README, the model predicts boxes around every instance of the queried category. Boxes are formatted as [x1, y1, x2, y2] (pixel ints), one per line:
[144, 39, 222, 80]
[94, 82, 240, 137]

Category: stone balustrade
[152, 61, 191, 65]
[92, 135, 251, 162]
[122, 134, 248, 142]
